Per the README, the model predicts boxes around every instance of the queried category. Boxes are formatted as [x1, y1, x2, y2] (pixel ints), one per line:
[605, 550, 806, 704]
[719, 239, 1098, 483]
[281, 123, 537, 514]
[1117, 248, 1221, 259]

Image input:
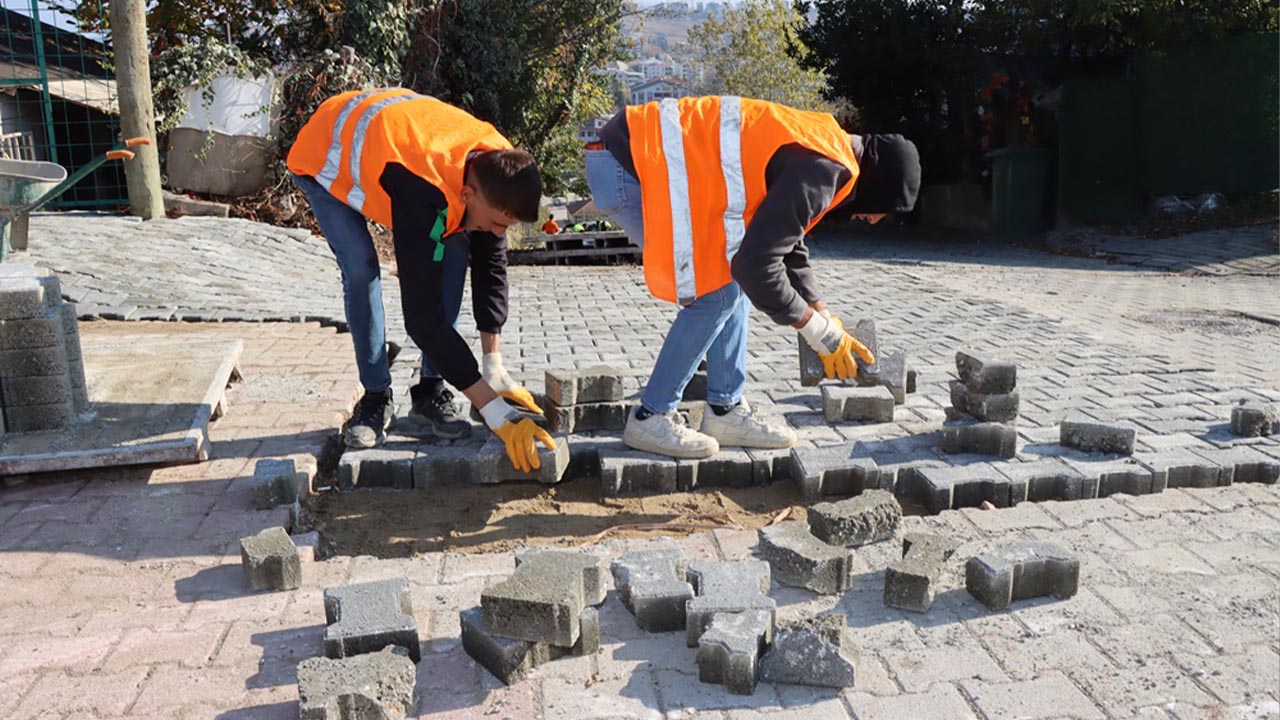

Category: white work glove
[798, 311, 875, 381]
[481, 352, 543, 414]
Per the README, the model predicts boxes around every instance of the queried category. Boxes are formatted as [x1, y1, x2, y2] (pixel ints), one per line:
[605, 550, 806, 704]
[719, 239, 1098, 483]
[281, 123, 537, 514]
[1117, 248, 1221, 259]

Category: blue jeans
[584, 149, 749, 414]
[292, 173, 467, 392]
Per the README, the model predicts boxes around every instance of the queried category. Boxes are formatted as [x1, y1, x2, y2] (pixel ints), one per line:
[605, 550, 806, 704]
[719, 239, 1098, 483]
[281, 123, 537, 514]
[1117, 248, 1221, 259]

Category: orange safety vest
[627, 96, 861, 305]
[286, 88, 511, 233]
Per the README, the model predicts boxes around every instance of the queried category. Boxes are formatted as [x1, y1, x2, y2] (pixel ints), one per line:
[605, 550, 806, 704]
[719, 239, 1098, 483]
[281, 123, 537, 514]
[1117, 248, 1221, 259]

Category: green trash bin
[987, 146, 1051, 234]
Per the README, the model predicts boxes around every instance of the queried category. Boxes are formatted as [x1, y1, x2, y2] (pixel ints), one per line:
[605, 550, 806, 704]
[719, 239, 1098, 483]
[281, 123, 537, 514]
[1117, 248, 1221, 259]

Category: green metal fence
[0, 0, 126, 208]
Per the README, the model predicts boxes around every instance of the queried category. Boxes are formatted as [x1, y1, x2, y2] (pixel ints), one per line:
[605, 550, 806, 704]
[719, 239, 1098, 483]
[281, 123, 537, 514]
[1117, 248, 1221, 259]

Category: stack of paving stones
[544, 366, 630, 433]
[294, 577, 422, 718]
[0, 263, 88, 434]
[463, 550, 607, 684]
[943, 350, 1019, 458]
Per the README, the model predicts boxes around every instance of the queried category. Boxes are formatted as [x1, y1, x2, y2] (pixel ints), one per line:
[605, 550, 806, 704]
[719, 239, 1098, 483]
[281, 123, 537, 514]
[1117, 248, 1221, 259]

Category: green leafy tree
[686, 0, 830, 111]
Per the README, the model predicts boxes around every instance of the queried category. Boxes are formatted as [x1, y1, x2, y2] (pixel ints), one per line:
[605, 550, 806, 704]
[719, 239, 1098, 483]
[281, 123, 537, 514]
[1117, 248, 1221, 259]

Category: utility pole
[110, 0, 163, 220]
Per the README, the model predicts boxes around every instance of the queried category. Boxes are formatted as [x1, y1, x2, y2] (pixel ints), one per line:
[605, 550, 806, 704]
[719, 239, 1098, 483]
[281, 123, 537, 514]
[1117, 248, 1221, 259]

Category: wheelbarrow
[0, 137, 150, 261]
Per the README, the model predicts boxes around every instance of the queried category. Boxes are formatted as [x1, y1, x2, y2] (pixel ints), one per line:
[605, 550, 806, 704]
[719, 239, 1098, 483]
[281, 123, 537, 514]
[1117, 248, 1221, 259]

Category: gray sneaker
[407, 383, 473, 439]
[344, 389, 394, 448]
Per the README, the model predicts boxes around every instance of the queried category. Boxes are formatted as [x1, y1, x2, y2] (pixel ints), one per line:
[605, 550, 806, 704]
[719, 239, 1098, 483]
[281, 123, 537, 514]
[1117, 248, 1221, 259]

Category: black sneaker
[408, 383, 473, 439]
[344, 389, 394, 448]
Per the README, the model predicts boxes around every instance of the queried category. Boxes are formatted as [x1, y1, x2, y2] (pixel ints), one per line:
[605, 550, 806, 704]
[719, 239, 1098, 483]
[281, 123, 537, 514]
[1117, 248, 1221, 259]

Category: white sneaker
[701, 400, 797, 449]
[623, 408, 720, 459]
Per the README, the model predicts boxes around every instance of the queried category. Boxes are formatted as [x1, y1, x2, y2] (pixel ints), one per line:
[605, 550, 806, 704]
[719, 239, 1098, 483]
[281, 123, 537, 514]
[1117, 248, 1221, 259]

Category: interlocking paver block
[476, 433, 571, 484]
[599, 445, 688, 496]
[240, 526, 302, 591]
[412, 441, 484, 489]
[686, 560, 776, 647]
[822, 385, 896, 423]
[297, 646, 416, 720]
[483, 550, 604, 646]
[460, 605, 596, 685]
[906, 463, 1017, 513]
[0, 343, 68, 380]
[0, 273, 60, 320]
[965, 541, 1080, 611]
[789, 444, 883, 499]
[906, 366, 918, 394]
[1060, 417, 1137, 455]
[2, 401, 76, 432]
[941, 421, 1017, 458]
[610, 547, 693, 632]
[337, 446, 415, 490]
[853, 318, 880, 385]
[544, 366, 627, 406]
[1138, 450, 1226, 489]
[1063, 457, 1158, 497]
[949, 381, 1020, 422]
[758, 614, 858, 688]
[252, 458, 302, 510]
[685, 448, 766, 489]
[1230, 403, 1277, 437]
[807, 490, 902, 547]
[956, 350, 1017, 394]
[758, 521, 855, 594]
[697, 610, 771, 695]
[546, 401, 629, 433]
[879, 351, 908, 404]
[998, 458, 1096, 503]
[798, 333, 824, 387]
[0, 374, 71, 407]
[324, 579, 420, 662]
[0, 304, 63, 350]
[884, 533, 960, 612]
[1191, 446, 1280, 485]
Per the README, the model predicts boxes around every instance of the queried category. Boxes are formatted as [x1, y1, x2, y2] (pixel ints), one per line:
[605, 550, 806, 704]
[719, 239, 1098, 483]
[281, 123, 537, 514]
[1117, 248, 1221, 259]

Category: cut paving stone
[544, 366, 627, 406]
[297, 645, 416, 720]
[955, 350, 1017, 394]
[1138, 450, 1226, 489]
[599, 445, 691, 496]
[821, 385, 896, 423]
[965, 541, 1080, 611]
[903, 463, 1018, 513]
[545, 401, 629, 433]
[941, 421, 1017, 459]
[685, 560, 776, 647]
[324, 579, 420, 663]
[687, 448, 768, 489]
[884, 533, 960, 613]
[758, 614, 858, 688]
[748, 448, 793, 484]
[758, 521, 855, 594]
[1059, 417, 1137, 455]
[697, 610, 771, 695]
[789, 444, 884, 499]
[798, 334, 825, 387]
[240, 526, 302, 591]
[610, 547, 694, 632]
[1191, 446, 1280, 485]
[997, 458, 1096, 503]
[878, 351, 908, 404]
[337, 445, 415, 491]
[1063, 457, 1158, 497]
[476, 433, 571, 484]
[949, 381, 1020, 423]
[412, 441, 485, 489]
[482, 550, 605, 647]
[252, 458, 302, 509]
[460, 605, 597, 685]
[1230, 403, 1278, 437]
[807, 490, 902, 547]
[852, 319, 880, 385]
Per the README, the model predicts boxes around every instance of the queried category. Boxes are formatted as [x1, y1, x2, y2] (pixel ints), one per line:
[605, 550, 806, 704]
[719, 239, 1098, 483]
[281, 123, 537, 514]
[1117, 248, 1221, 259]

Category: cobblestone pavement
[1, 214, 1278, 718]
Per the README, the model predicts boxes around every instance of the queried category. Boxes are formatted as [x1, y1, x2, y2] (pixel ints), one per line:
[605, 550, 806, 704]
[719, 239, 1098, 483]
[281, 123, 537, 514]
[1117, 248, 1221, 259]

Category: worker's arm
[729, 145, 851, 326]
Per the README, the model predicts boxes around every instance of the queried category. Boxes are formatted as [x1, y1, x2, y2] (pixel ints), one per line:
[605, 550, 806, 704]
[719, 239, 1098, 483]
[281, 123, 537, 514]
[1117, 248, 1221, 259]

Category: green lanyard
[430, 208, 448, 262]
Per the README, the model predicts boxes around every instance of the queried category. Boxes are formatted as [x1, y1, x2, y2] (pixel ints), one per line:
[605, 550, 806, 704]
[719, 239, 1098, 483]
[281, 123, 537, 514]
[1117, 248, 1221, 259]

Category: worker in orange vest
[585, 96, 920, 459]
[287, 88, 554, 472]
[541, 218, 561, 235]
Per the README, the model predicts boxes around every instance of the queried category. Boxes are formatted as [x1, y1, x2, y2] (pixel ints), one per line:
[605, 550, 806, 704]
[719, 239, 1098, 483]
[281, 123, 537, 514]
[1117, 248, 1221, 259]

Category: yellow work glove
[479, 398, 557, 473]
[798, 312, 875, 381]
[482, 352, 544, 414]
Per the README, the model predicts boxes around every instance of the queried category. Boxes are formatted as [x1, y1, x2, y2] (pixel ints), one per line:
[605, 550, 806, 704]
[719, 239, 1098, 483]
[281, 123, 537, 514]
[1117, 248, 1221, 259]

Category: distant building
[629, 77, 694, 104]
[576, 116, 612, 143]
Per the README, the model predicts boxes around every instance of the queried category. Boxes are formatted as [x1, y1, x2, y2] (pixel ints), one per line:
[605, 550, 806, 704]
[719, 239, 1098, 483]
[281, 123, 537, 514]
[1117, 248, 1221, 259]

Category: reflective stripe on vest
[314, 89, 422, 213]
[719, 96, 747, 264]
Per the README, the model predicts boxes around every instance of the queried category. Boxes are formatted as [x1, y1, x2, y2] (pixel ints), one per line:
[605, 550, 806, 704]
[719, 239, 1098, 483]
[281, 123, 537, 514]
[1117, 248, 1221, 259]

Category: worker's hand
[798, 312, 875, 381]
[482, 352, 543, 414]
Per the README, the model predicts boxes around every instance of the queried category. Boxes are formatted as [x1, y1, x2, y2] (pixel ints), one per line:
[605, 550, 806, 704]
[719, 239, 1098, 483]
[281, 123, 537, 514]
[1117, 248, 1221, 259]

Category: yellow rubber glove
[482, 352, 544, 414]
[800, 312, 875, 381]
[499, 386, 544, 415]
[493, 417, 557, 473]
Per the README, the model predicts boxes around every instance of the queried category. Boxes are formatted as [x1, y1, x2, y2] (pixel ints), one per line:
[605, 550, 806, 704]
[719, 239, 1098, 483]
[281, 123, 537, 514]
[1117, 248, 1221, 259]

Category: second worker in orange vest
[287, 89, 555, 472]
[586, 96, 920, 459]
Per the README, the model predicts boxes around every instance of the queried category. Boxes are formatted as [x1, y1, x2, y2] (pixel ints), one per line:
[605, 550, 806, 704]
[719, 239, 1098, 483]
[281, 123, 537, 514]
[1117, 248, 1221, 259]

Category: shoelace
[352, 394, 386, 424]
[431, 389, 459, 415]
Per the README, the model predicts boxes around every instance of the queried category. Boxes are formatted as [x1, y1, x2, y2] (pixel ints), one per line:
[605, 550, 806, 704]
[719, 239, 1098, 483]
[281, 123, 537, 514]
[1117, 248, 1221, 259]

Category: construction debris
[758, 614, 858, 688]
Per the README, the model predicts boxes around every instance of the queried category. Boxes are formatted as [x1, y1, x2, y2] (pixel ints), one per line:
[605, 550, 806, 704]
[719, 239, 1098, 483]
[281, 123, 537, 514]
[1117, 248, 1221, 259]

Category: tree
[686, 0, 830, 111]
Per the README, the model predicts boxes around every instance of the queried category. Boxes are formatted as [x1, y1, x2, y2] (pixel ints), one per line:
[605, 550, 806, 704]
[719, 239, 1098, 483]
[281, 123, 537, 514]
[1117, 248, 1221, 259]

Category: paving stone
[459, 605, 596, 686]
[324, 578, 420, 662]
[852, 319, 880, 385]
[949, 381, 1020, 422]
[1060, 417, 1137, 455]
[240, 526, 302, 591]
[252, 458, 302, 510]
[1191, 446, 1280, 485]
[482, 550, 604, 647]
[961, 672, 1105, 720]
[878, 351, 908, 403]
[3, 400, 77, 432]
[906, 366, 918, 394]
[696, 609, 771, 694]
[687, 448, 767, 489]
[941, 421, 1017, 458]
[0, 304, 63, 350]
[297, 645, 416, 720]
[884, 533, 960, 612]
[807, 490, 902, 547]
[821, 385, 896, 423]
[789, 444, 884, 499]
[476, 433, 571, 484]
[998, 458, 1096, 503]
[1230, 402, 1277, 437]
[965, 541, 1080, 611]
[544, 366, 627, 406]
[757, 521, 855, 594]
[798, 333, 824, 387]
[545, 401, 629, 433]
[758, 614, 858, 688]
[0, 343, 69, 379]
[903, 463, 1016, 513]
[412, 440, 486, 489]
[1063, 457, 1159, 497]
[599, 445, 687, 496]
[1137, 449, 1227, 489]
[956, 350, 1017, 394]
[0, 273, 60, 320]
[0, 373, 72, 407]
[610, 547, 694, 632]
[685, 560, 776, 647]
[337, 445, 415, 490]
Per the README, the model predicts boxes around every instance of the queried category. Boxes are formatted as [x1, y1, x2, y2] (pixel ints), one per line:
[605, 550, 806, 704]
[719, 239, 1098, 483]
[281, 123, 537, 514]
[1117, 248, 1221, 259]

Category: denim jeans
[292, 173, 467, 392]
[584, 150, 749, 414]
